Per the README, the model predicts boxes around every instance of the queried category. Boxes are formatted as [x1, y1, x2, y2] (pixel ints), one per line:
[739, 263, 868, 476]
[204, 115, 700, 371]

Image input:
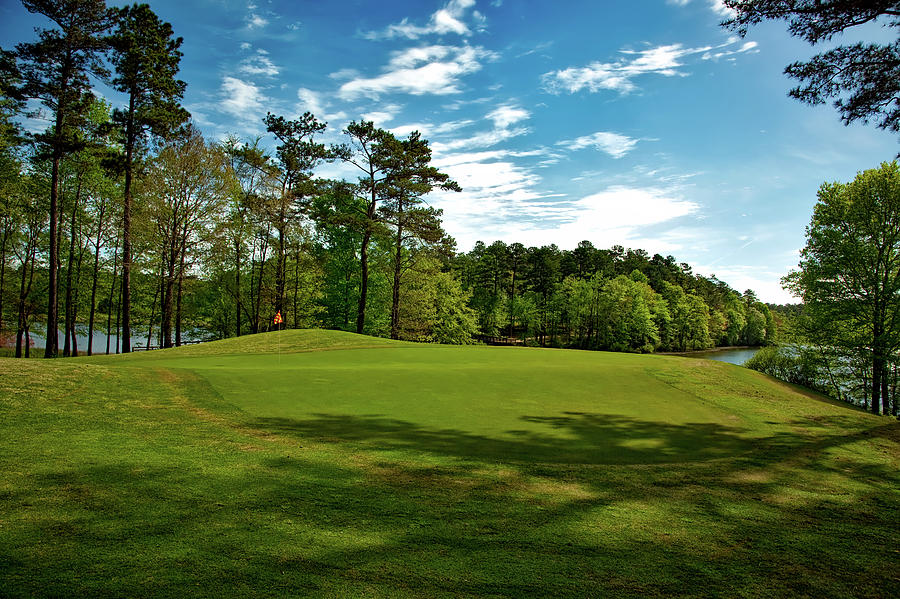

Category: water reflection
[676, 347, 760, 366]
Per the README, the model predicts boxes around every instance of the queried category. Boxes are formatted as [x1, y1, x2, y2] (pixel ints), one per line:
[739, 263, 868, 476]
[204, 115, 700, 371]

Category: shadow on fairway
[252, 411, 778, 465]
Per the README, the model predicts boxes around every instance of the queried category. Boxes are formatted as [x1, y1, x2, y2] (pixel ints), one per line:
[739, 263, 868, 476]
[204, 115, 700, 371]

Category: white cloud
[434, 180, 700, 252]
[542, 38, 753, 95]
[329, 68, 361, 80]
[389, 119, 475, 138]
[430, 103, 531, 152]
[709, 1, 736, 17]
[296, 87, 346, 122]
[434, 127, 529, 152]
[702, 40, 758, 61]
[246, 13, 268, 29]
[337, 45, 497, 100]
[238, 52, 279, 77]
[665, 0, 736, 17]
[363, 110, 396, 125]
[296, 87, 324, 116]
[220, 77, 267, 121]
[560, 131, 640, 159]
[486, 105, 529, 129]
[362, 0, 481, 40]
[543, 44, 699, 94]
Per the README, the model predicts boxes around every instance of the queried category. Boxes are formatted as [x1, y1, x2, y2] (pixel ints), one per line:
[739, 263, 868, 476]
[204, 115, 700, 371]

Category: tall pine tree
[108, 3, 188, 352]
[13, 0, 112, 357]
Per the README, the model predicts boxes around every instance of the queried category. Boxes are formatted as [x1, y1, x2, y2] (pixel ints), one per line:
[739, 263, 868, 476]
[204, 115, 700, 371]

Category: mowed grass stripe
[4, 330, 899, 598]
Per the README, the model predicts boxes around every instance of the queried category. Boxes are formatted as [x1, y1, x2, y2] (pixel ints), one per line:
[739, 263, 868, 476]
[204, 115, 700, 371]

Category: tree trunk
[146, 265, 162, 350]
[115, 276, 121, 354]
[234, 239, 242, 337]
[87, 203, 105, 356]
[175, 227, 187, 346]
[161, 238, 177, 348]
[356, 227, 371, 335]
[45, 114, 63, 358]
[390, 209, 404, 340]
[252, 227, 270, 334]
[16, 240, 31, 358]
[63, 178, 82, 357]
[121, 94, 136, 353]
[292, 245, 300, 328]
[871, 354, 883, 415]
[249, 254, 258, 334]
[0, 220, 9, 334]
[176, 268, 183, 346]
[17, 239, 38, 358]
[44, 88, 69, 358]
[71, 236, 88, 356]
[106, 236, 119, 355]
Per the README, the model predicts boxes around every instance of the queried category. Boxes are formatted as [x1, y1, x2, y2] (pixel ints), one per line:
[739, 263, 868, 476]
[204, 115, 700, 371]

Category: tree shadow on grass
[4, 407, 899, 598]
[252, 412, 758, 466]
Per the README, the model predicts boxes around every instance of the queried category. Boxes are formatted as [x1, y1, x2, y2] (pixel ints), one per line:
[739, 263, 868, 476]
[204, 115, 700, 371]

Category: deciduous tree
[784, 162, 900, 415]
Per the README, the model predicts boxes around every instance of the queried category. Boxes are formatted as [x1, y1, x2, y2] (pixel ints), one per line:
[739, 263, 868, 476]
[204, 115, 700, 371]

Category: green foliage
[785, 162, 900, 414]
[398, 257, 477, 344]
[745, 346, 818, 389]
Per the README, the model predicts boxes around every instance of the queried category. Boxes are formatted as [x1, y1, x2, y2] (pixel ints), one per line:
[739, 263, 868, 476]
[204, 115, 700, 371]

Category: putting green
[130, 341, 786, 465]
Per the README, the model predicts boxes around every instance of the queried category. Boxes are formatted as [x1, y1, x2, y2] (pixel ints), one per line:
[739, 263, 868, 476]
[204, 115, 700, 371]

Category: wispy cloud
[559, 131, 640, 159]
[430, 151, 558, 248]
[666, 0, 736, 17]
[246, 13, 268, 29]
[433, 177, 700, 252]
[337, 45, 497, 100]
[709, 1, 736, 17]
[431, 103, 530, 152]
[238, 50, 279, 77]
[361, 0, 485, 40]
[389, 119, 475, 138]
[220, 77, 267, 121]
[362, 103, 403, 125]
[296, 87, 346, 122]
[542, 38, 755, 95]
[702, 41, 758, 61]
[486, 104, 529, 128]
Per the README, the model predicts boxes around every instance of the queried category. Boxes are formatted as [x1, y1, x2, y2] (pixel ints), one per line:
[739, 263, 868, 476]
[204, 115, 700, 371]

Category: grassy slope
[2, 329, 898, 598]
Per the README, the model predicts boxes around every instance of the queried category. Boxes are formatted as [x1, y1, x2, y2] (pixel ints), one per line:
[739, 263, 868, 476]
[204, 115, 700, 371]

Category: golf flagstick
[273, 311, 283, 364]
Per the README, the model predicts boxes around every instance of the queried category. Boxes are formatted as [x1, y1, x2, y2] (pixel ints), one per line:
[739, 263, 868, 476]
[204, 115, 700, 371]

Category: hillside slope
[3, 330, 898, 598]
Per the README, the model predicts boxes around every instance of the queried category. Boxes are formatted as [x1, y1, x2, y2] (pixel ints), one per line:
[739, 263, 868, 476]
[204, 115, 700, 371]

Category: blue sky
[2, 0, 897, 303]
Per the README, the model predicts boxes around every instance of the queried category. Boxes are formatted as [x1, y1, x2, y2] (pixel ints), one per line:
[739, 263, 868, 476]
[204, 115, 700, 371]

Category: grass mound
[2, 335, 899, 598]
[92, 328, 408, 361]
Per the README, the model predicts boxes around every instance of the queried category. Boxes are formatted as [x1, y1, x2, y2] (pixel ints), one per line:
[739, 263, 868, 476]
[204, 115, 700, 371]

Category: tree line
[456, 240, 775, 352]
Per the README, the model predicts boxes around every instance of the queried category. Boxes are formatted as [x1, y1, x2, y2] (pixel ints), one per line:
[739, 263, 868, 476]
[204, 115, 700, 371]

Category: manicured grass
[2, 329, 898, 598]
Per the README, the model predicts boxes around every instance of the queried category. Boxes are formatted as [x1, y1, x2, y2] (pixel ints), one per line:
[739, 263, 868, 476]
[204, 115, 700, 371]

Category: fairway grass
[2, 330, 898, 598]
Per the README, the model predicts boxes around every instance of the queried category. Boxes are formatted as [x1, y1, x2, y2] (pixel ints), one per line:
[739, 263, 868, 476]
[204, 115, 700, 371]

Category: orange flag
[273, 311, 283, 325]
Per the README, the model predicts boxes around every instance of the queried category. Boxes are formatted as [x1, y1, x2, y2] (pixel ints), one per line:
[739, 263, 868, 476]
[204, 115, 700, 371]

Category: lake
[675, 347, 760, 366]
